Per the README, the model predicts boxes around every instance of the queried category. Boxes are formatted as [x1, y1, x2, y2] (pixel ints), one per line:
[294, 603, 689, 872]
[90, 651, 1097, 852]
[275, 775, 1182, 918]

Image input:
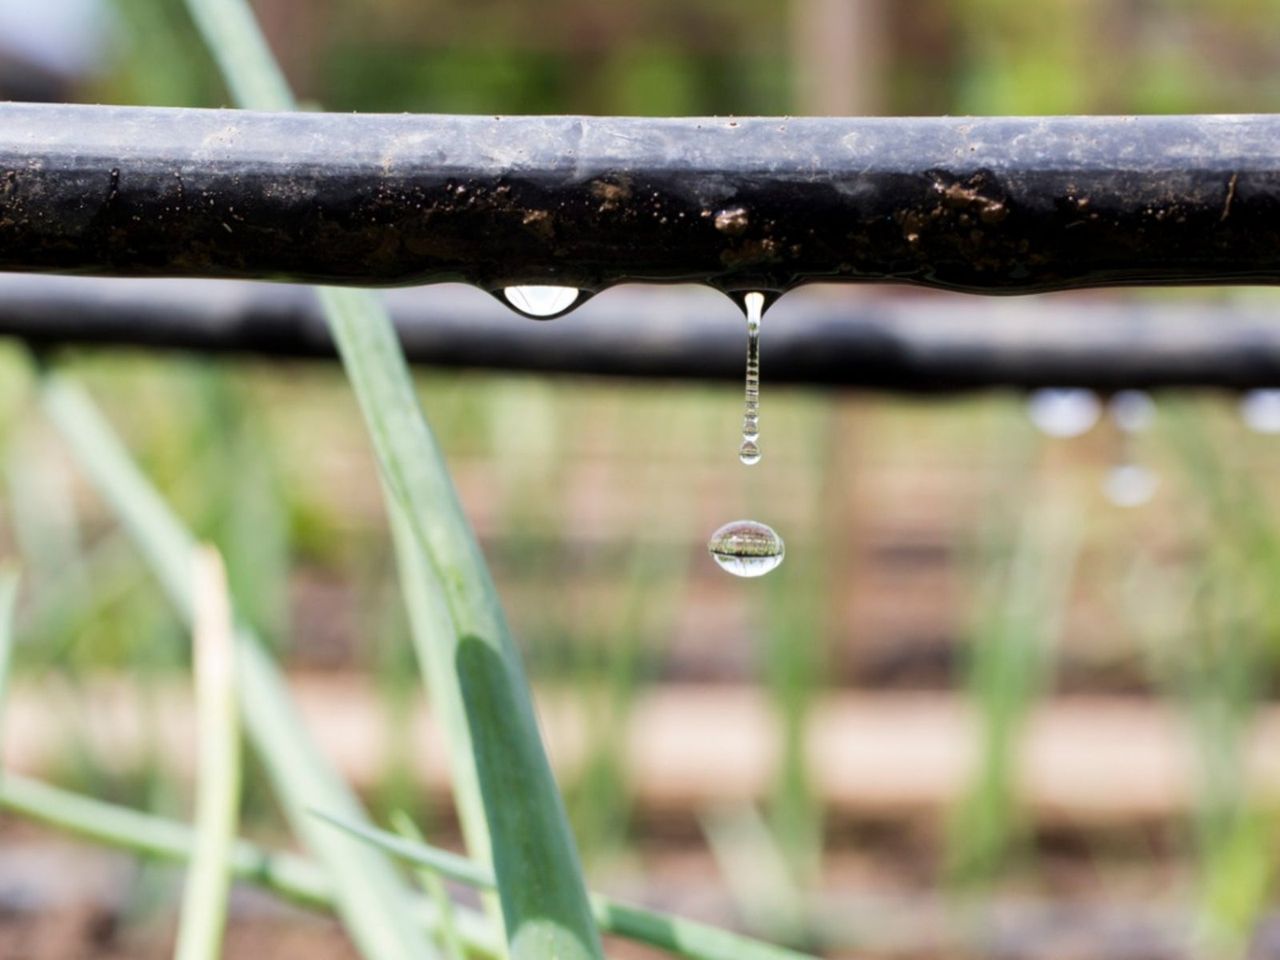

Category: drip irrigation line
[4, 104, 1280, 294]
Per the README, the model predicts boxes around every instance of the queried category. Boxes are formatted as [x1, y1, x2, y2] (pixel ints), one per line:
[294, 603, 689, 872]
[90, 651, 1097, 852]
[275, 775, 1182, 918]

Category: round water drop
[1241, 389, 1280, 434]
[1027, 388, 1101, 438]
[502, 285, 581, 319]
[1104, 463, 1159, 508]
[739, 438, 761, 465]
[1109, 389, 1156, 433]
[707, 519, 785, 578]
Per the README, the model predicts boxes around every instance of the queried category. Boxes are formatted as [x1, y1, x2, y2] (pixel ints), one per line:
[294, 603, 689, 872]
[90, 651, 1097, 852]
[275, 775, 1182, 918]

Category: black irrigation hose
[3, 104, 1280, 296]
[3, 274, 1279, 391]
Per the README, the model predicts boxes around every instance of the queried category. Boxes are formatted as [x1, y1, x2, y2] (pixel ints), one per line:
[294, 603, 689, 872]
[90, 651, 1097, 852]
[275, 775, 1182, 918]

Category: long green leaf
[174, 548, 241, 960]
[188, 0, 496, 880]
[313, 810, 822, 960]
[182, 0, 293, 111]
[41, 374, 437, 960]
[0, 771, 815, 960]
[0, 773, 502, 957]
[174, 0, 603, 953]
[388, 500, 492, 867]
[319, 252, 600, 960]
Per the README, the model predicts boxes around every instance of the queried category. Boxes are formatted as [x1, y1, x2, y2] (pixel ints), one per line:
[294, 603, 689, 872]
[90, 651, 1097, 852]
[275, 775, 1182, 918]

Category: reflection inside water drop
[1027, 388, 1101, 438]
[739, 438, 761, 465]
[707, 519, 785, 578]
[502, 285, 581, 318]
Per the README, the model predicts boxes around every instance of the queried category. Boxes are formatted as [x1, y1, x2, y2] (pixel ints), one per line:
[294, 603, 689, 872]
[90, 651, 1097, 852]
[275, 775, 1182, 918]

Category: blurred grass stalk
[760, 401, 839, 890]
[316, 809, 821, 960]
[392, 810, 468, 960]
[0, 772, 501, 957]
[0, 568, 17, 761]
[40, 373, 437, 960]
[176, 0, 606, 953]
[1156, 401, 1280, 954]
[0, 770, 815, 960]
[945, 494, 1081, 892]
[701, 803, 809, 946]
[173, 547, 240, 960]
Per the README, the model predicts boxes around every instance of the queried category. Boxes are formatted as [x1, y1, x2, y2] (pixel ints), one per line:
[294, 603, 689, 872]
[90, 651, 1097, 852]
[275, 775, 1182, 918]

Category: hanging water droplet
[1109, 390, 1156, 433]
[707, 519, 785, 578]
[1104, 463, 1159, 507]
[501, 285, 582, 319]
[738, 291, 765, 463]
[1027, 388, 1101, 438]
[1241, 389, 1280, 434]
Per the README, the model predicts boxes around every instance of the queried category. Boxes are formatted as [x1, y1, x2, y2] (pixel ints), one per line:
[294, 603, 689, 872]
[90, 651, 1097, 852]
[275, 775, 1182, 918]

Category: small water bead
[707, 519, 785, 578]
[1104, 463, 1159, 507]
[1109, 389, 1156, 433]
[739, 438, 761, 465]
[1027, 388, 1101, 438]
[1241, 389, 1280, 434]
[502, 285, 582, 319]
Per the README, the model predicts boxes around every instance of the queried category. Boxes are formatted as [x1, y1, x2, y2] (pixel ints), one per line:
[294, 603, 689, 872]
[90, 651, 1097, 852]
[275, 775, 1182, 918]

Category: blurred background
[6, 1, 1280, 958]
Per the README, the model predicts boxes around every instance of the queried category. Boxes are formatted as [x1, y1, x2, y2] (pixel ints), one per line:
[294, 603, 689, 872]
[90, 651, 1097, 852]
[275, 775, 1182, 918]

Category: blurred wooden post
[790, 0, 887, 115]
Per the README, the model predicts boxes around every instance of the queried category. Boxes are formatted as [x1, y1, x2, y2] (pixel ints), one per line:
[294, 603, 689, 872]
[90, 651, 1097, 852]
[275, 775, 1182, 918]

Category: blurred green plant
[1148, 400, 1280, 956]
[42, 372, 439, 959]
[945, 421, 1081, 893]
[173, 548, 240, 960]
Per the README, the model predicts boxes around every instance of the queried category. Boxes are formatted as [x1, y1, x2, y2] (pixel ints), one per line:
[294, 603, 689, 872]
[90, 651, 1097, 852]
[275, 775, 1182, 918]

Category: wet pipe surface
[1, 104, 1279, 295]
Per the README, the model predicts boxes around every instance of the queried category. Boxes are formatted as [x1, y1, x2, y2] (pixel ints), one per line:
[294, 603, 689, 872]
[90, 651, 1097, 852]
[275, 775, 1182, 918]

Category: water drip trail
[707, 292, 783, 577]
[739, 291, 764, 465]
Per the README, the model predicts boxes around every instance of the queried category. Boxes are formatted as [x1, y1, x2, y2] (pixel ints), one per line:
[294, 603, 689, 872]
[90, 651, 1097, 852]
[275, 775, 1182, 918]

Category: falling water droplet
[1241, 389, 1280, 434]
[739, 291, 765, 464]
[707, 519, 785, 578]
[1027, 388, 1101, 438]
[501, 285, 582, 319]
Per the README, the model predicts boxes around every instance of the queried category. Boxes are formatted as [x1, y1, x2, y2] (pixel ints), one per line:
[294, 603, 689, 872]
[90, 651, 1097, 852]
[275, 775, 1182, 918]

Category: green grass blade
[313, 810, 822, 960]
[180, 0, 493, 891]
[946, 499, 1081, 890]
[165, 0, 603, 947]
[0, 774, 502, 957]
[40, 373, 438, 960]
[700, 804, 808, 945]
[318, 289, 600, 956]
[174, 548, 241, 960]
[391, 810, 468, 960]
[182, 0, 294, 111]
[314, 809, 494, 887]
[1, 773, 329, 909]
[388, 502, 492, 867]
